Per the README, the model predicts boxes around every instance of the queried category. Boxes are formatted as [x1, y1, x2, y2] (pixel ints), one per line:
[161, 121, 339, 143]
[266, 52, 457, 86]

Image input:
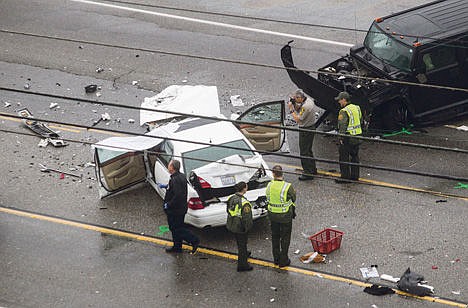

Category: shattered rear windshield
[364, 24, 414, 72]
[182, 140, 254, 176]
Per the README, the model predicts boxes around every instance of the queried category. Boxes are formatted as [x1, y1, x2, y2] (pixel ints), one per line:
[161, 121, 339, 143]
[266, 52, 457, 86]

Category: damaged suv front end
[281, 0, 468, 132]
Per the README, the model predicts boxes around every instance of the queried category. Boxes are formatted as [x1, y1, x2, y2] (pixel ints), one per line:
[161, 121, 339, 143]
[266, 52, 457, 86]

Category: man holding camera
[287, 89, 317, 181]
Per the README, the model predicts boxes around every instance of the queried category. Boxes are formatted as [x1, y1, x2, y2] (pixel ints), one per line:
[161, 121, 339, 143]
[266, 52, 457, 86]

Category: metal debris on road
[4, 102, 11, 107]
[101, 113, 111, 121]
[96, 67, 104, 73]
[270, 286, 277, 291]
[37, 139, 48, 148]
[128, 118, 135, 123]
[451, 291, 461, 295]
[85, 84, 98, 93]
[132, 81, 139, 86]
[49, 103, 59, 109]
[39, 163, 82, 178]
[24, 83, 30, 89]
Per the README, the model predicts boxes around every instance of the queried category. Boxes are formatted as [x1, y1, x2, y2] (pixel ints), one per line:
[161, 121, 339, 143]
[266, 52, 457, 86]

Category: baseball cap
[334, 91, 351, 101]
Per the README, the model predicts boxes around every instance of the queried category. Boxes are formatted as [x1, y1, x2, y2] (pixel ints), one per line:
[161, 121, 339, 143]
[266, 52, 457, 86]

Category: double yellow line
[0, 206, 465, 308]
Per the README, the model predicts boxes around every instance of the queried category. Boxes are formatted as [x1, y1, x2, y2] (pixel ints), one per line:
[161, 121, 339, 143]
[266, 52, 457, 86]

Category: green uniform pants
[234, 233, 249, 269]
[299, 127, 317, 176]
[270, 221, 292, 265]
[338, 138, 360, 180]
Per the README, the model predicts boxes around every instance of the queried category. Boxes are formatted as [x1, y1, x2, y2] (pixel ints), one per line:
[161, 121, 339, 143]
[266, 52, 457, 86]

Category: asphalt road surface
[1, 1, 467, 307]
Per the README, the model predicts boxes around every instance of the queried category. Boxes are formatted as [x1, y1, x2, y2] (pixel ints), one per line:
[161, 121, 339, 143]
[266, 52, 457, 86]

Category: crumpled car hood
[192, 154, 264, 188]
[140, 85, 221, 126]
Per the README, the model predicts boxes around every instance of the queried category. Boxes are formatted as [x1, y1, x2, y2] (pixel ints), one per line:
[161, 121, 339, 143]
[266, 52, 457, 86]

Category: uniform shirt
[295, 98, 316, 128]
[163, 171, 188, 216]
[267, 179, 297, 223]
[338, 103, 362, 145]
[226, 193, 253, 234]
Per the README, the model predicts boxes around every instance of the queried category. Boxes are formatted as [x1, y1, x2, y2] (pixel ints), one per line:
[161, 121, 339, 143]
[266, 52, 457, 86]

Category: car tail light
[188, 197, 205, 210]
[198, 177, 211, 189]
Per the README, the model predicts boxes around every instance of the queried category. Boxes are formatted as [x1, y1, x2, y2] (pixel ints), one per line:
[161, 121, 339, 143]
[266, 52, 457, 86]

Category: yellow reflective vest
[266, 180, 294, 213]
[342, 104, 362, 135]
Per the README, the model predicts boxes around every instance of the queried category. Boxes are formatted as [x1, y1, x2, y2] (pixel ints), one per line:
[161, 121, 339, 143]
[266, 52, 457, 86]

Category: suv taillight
[188, 197, 205, 210]
[198, 177, 211, 189]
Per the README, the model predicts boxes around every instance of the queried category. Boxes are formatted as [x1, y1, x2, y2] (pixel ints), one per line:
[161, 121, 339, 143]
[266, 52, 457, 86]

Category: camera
[289, 97, 297, 104]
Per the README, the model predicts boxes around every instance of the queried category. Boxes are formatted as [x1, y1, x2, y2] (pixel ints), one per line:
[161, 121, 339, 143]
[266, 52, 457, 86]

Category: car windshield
[364, 24, 414, 72]
[182, 140, 255, 176]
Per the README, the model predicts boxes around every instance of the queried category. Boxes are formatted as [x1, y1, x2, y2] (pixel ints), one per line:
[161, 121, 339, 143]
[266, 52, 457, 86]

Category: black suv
[281, 0, 468, 131]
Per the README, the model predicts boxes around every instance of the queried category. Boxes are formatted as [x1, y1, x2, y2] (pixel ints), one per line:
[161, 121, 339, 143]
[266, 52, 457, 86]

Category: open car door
[236, 100, 285, 152]
[93, 135, 164, 198]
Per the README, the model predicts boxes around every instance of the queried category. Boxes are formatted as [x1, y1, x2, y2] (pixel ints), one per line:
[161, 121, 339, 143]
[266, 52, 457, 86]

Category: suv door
[411, 41, 464, 116]
[94, 147, 148, 198]
[236, 100, 285, 152]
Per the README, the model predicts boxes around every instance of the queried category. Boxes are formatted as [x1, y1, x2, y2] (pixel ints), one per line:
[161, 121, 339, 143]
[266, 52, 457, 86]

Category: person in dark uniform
[266, 165, 297, 267]
[287, 89, 318, 180]
[226, 181, 254, 272]
[334, 91, 363, 183]
[160, 159, 200, 253]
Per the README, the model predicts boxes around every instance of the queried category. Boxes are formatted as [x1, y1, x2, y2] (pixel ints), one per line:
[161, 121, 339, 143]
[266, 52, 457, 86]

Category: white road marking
[70, 0, 353, 47]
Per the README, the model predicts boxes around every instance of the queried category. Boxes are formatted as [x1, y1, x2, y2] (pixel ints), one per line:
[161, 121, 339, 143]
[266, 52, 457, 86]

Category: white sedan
[93, 85, 286, 228]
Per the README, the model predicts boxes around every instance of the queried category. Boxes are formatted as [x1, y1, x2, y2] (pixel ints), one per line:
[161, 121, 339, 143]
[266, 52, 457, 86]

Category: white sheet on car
[140, 85, 221, 126]
[193, 154, 263, 188]
[92, 123, 179, 152]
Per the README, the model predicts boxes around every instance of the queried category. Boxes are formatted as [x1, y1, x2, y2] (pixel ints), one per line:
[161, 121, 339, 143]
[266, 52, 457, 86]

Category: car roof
[164, 117, 252, 154]
[377, 0, 468, 46]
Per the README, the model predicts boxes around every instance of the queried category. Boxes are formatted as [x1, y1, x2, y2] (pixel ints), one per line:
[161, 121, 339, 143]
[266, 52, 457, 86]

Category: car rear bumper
[185, 203, 267, 228]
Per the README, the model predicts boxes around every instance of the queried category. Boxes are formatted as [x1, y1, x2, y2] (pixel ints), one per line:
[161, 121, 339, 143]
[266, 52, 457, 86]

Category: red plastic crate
[309, 228, 344, 254]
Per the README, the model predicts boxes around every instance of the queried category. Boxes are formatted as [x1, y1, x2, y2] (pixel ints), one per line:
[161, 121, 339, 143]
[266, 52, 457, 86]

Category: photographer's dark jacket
[164, 171, 188, 216]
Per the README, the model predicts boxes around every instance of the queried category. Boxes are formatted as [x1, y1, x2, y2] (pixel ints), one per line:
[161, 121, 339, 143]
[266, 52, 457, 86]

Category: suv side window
[420, 46, 457, 72]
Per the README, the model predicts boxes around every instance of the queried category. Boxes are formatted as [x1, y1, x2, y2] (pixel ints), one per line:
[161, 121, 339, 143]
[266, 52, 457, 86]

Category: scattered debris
[132, 81, 139, 86]
[371, 305, 379, 308]
[49, 103, 59, 109]
[59, 173, 65, 179]
[397, 268, 434, 296]
[270, 286, 277, 291]
[101, 113, 111, 121]
[85, 84, 98, 93]
[294, 249, 300, 254]
[96, 67, 104, 73]
[4, 102, 11, 108]
[445, 124, 468, 132]
[56, 82, 61, 87]
[84, 162, 96, 168]
[128, 118, 135, 123]
[363, 284, 395, 296]
[451, 291, 461, 295]
[96, 92, 102, 97]
[17, 108, 63, 141]
[360, 266, 379, 279]
[435, 200, 447, 203]
[24, 83, 30, 89]
[230, 95, 244, 107]
[181, 79, 188, 83]
[37, 139, 48, 148]
[431, 265, 438, 270]
[300, 251, 326, 264]
[380, 274, 400, 283]
[454, 182, 468, 189]
[157, 225, 170, 236]
[269, 298, 275, 303]
[39, 163, 81, 178]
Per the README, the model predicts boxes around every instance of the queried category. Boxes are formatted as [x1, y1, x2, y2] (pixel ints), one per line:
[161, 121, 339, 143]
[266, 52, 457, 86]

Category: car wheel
[383, 102, 409, 132]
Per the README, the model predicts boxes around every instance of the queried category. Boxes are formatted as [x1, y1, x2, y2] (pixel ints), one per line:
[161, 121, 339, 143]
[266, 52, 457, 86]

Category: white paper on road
[360, 267, 379, 279]
[140, 85, 221, 126]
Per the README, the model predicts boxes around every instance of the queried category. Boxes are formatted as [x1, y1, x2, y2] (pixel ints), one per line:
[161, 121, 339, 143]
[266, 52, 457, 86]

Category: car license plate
[221, 175, 236, 186]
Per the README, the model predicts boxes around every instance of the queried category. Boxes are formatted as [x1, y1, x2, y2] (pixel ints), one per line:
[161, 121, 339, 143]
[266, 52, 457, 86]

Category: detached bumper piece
[17, 108, 67, 147]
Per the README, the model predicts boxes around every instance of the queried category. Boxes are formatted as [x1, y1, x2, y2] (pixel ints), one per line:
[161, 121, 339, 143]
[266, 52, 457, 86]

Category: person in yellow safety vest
[335, 91, 363, 183]
[266, 165, 297, 267]
[226, 181, 254, 272]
